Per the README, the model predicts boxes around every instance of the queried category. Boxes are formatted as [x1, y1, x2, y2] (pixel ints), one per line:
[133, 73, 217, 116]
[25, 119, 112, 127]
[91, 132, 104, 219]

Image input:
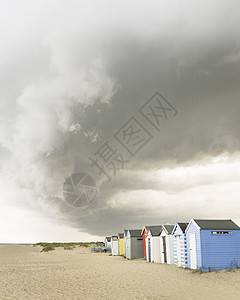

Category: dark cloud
[1, 0, 240, 237]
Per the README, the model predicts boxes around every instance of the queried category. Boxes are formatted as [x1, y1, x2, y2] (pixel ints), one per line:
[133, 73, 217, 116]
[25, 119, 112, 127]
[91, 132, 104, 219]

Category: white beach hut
[123, 229, 128, 257]
[160, 225, 174, 264]
[105, 236, 112, 248]
[146, 226, 162, 263]
[111, 235, 119, 256]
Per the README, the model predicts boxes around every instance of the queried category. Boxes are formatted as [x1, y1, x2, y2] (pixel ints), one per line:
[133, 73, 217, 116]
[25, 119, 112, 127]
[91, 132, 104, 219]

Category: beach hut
[123, 229, 128, 257]
[126, 230, 144, 259]
[141, 225, 150, 258]
[111, 235, 119, 256]
[118, 233, 124, 256]
[186, 219, 240, 272]
[105, 236, 111, 248]
[146, 226, 162, 263]
[159, 225, 174, 264]
[172, 222, 188, 268]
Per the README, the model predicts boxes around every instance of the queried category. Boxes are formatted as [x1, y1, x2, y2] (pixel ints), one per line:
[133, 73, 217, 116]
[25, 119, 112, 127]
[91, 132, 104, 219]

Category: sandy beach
[0, 245, 240, 300]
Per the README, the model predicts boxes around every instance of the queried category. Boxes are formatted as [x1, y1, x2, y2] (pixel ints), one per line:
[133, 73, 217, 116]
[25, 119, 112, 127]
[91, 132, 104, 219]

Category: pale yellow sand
[0, 245, 240, 300]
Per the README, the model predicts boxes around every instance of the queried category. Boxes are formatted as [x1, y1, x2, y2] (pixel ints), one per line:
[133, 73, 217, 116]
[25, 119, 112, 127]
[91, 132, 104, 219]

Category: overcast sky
[1, 0, 240, 242]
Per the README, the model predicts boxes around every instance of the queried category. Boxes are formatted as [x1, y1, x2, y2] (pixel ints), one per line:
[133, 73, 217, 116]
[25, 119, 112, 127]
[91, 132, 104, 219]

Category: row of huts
[105, 219, 240, 272]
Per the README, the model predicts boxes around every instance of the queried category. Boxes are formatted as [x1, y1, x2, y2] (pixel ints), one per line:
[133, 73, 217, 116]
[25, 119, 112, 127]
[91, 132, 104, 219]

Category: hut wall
[200, 229, 240, 272]
[146, 236, 150, 262]
[131, 237, 144, 259]
[142, 229, 147, 258]
[151, 236, 161, 263]
[166, 235, 174, 264]
[126, 235, 131, 259]
[186, 221, 202, 270]
[146, 235, 160, 263]
[111, 237, 119, 256]
[124, 230, 127, 257]
[118, 238, 124, 255]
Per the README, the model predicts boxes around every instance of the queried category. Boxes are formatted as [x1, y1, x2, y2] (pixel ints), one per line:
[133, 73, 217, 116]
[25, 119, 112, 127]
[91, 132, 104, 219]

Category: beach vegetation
[40, 245, 55, 252]
[34, 241, 104, 252]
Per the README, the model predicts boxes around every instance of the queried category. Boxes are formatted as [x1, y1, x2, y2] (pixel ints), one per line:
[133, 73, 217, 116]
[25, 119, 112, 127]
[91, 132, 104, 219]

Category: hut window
[211, 231, 231, 235]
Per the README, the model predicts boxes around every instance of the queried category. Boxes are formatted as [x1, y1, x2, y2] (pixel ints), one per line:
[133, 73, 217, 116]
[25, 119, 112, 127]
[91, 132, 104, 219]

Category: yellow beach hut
[118, 233, 124, 255]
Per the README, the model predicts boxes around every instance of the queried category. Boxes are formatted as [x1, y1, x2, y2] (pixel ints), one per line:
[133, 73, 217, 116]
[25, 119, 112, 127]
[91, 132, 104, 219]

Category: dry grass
[34, 241, 104, 252]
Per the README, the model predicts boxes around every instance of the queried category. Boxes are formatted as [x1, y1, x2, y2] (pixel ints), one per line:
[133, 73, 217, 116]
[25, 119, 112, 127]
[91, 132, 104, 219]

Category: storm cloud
[1, 0, 240, 239]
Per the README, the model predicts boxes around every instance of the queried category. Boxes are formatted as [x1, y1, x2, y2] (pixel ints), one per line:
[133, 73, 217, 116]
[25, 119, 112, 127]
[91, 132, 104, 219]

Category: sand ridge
[0, 245, 240, 299]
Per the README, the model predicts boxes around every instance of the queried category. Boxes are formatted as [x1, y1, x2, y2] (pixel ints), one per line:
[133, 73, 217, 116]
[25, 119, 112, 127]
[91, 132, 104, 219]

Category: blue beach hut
[172, 222, 188, 268]
[186, 219, 240, 272]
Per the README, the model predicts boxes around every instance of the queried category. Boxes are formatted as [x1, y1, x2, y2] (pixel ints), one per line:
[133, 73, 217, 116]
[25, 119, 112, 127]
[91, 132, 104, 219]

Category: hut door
[126, 238, 130, 259]
[148, 238, 151, 262]
[162, 236, 167, 263]
[190, 234, 197, 269]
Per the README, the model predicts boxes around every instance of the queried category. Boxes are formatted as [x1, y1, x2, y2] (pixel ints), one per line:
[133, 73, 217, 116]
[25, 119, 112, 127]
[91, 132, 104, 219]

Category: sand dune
[0, 245, 240, 299]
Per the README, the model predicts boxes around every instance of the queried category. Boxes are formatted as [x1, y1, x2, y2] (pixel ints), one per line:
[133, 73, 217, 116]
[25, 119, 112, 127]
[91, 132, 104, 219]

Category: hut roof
[162, 224, 174, 234]
[118, 233, 124, 238]
[178, 223, 188, 233]
[193, 219, 240, 230]
[128, 229, 142, 237]
[106, 237, 111, 242]
[148, 225, 162, 236]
